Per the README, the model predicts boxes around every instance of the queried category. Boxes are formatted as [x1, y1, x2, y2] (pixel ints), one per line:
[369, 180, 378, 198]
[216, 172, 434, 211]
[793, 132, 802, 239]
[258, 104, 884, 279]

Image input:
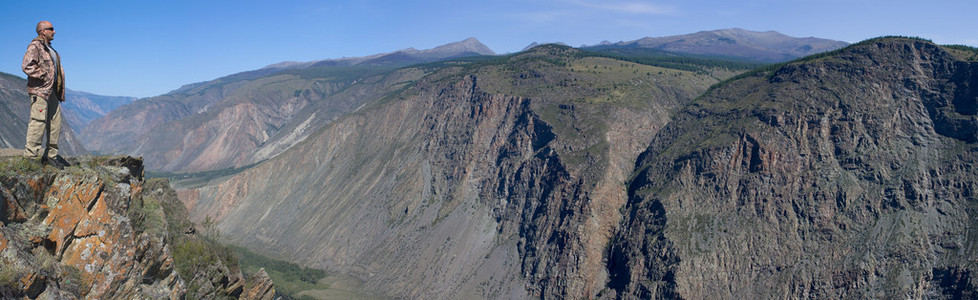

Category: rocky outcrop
[0, 153, 276, 299]
[608, 38, 978, 298]
[241, 269, 275, 300]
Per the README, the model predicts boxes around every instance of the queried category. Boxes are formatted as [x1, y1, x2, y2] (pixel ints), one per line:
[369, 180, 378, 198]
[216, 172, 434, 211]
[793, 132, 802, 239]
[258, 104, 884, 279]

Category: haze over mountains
[77, 28, 849, 173]
[61, 90, 136, 129]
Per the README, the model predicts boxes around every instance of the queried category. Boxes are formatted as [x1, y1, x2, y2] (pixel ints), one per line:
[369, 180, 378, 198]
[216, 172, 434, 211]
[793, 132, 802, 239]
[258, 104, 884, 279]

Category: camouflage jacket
[22, 37, 65, 100]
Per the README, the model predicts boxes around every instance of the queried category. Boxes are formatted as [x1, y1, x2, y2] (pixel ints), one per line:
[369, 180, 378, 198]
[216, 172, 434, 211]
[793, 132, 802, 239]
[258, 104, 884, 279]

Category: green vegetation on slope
[232, 245, 324, 288]
[944, 44, 978, 61]
[147, 163, 258, 189]
[699, 36, 967, 99]
[231, 245, 385, 299]
[133, 178, 241, 297]
[0, 157, 44, 176]
[449, 45, 730, 174]
[581, 45, 769, 73]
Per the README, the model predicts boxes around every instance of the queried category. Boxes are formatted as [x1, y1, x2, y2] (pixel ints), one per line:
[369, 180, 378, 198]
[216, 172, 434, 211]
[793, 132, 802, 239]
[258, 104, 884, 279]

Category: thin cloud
[568, 0, 677, 15]
[497, 1, 676, 25]
[502, 9, 577, 24]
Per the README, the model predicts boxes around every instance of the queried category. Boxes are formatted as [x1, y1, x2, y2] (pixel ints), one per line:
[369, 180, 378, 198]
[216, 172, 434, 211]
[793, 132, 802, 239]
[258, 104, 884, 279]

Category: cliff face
[608, 38, 978, 298]
[0, 153, 274, 299]
[182, 45, 721, 299]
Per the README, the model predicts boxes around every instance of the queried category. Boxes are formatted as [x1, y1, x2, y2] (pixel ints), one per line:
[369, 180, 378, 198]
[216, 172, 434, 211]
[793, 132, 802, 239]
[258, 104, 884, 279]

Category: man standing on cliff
[22, 21, 69, 168]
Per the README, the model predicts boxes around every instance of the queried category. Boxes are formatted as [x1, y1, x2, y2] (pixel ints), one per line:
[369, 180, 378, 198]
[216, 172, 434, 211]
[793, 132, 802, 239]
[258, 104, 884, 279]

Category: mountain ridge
[587, 28, 849, 62]
[261, 37, 495, 71]
[62, 89, 137, 130]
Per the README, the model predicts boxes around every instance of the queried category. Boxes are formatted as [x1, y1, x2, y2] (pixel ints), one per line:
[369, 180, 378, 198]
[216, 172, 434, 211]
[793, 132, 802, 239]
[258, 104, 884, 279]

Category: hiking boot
[48, 155, 69, 170]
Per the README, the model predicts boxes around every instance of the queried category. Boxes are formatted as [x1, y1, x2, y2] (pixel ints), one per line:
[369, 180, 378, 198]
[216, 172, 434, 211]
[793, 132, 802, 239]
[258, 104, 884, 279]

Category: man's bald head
[35, 21, 55, 42]
[36, 21, 52, 35]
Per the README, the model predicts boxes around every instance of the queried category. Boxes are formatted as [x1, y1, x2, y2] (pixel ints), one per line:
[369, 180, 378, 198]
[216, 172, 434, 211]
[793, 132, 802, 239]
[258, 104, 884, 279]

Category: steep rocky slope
[0, 73, 86, 155]
[607, 38, 978, 298]
[81, 39, 495, 173]
[180, 45, 728, 299]
[0, 153, 275, 299]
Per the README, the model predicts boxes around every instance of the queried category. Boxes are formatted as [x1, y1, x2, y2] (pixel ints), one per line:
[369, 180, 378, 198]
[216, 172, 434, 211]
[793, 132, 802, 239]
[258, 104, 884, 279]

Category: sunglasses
[43, 27, 54, 31]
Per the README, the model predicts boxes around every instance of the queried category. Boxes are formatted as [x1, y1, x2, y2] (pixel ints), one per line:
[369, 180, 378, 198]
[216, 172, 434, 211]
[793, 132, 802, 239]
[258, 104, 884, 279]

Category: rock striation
[0, 153, 276, 299]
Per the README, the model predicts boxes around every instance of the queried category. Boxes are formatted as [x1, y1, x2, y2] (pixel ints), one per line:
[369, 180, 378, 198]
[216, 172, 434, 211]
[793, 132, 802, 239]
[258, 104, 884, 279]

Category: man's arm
[22, 42, 45, 80]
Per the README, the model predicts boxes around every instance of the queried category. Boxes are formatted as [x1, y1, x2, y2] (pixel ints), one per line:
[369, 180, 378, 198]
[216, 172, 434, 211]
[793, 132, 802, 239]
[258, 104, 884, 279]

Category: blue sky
[2, 0, 975, 98]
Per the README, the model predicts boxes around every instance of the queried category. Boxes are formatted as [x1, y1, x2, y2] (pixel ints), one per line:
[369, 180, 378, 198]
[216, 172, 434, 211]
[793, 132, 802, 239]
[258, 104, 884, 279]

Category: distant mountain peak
[591, 28, 849, 63]
[262, 37, 495, 70]
[411, 37, 496, 56]
[522, 41, 570, 52]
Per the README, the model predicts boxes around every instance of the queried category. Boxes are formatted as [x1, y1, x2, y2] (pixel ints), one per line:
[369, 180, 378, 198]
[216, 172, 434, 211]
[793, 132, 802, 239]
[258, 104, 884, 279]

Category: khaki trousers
[24, 94, 62, 158]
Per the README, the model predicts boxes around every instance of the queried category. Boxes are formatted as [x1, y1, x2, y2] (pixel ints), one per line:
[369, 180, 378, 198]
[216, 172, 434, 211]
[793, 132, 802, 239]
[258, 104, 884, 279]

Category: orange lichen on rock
[0, 229, 8, 252]
[42, 176, 104, 256]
